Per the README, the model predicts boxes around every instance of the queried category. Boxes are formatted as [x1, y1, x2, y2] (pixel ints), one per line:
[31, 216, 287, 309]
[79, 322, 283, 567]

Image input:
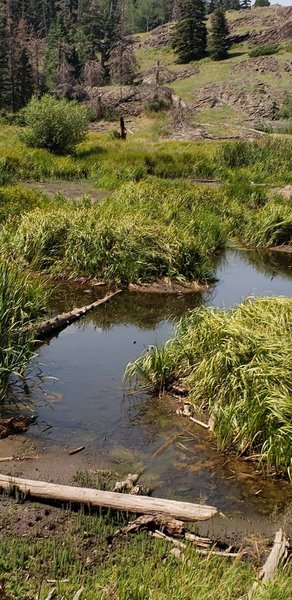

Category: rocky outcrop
[193, 81, 287, 121]
[233, 56, 279, 75]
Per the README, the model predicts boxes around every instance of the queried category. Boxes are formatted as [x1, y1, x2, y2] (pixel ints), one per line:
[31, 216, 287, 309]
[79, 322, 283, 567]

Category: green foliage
[208, 8, 230, 61]
[21, 95, 91, 154]
[145, 97, 171, 114]
[244, 198, 292, 247]
[172, 0, 207, 63]
[126, 297, 292, 478]
[0, 262, 47, 400]
[254, 0, 270, 6]
[3, 180, 228, 284]
[249, 44, 279, 58]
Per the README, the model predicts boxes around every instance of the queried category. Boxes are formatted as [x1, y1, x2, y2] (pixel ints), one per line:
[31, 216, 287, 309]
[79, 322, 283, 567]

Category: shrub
[145, 98, 171, 114]
[249, 44, 279, 58]
[21, 95, 91, 154]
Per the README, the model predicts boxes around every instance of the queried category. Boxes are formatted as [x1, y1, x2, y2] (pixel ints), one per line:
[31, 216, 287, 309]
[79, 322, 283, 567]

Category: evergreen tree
[15, 47, 35, 109]
[240, 0, 251, 8]
[208, 7, 230, 60]
[0, 5, 9, 109]
[254, 0, 270, 6]
[172, 0, 207, 63]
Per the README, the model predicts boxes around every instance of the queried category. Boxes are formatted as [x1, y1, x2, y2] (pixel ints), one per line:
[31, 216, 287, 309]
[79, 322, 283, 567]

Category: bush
[21, 95, 91, 154]
[249, 44, 279, 58]
[145, 98, 171, 114]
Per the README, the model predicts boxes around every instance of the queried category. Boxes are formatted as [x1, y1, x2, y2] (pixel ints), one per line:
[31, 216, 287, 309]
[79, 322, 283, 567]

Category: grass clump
[243, 198, 292, 247]
[3, 181, 228, 284]
[0, 262, 48, 401]
[125, 297, 292, 478]
[21, 95, 91, 155]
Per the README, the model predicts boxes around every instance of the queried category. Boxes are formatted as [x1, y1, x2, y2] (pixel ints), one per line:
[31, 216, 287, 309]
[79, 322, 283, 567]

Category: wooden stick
[0, 455, 40, 462]
[68, 446, 85, 456]
[33, 290, 122, 337]
[153, 530, 242, 557]
[247, 529, 289, 599]
[0, 474, 219, 522]
[189, 416, 210, 430]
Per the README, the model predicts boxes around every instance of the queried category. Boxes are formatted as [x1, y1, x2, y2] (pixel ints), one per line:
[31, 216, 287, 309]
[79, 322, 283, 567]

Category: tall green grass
[2, 181, 228, 284]
[0, 262, 47, 401]
[125, 297, 292, 478]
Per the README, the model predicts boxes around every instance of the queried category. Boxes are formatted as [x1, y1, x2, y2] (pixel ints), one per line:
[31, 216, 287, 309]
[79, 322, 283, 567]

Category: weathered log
[0, 474, 219, 522]
[121, 514, 185, 536]
[34, 290, 121, 337]
[248, 529, 289, 599]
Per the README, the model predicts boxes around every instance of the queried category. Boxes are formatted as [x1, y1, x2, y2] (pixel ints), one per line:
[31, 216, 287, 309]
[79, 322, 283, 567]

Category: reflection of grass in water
[237, 249, 292, 282]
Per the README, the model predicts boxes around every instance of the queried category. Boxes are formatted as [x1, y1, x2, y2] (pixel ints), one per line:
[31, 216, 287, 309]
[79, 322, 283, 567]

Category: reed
[4, 181, 228, 284]
[125, 297, 292, 478]
[0, 262, 48, 401]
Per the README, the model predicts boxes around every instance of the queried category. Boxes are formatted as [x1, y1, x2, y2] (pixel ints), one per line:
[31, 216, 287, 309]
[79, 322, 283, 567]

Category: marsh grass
[3, 180, 228, 284]
[125, 297, 292, 478]
[0, 262, 48, 400]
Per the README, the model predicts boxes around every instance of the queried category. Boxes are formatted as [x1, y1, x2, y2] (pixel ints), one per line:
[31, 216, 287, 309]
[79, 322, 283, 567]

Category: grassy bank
[125, 297, 292, 479]
[0, 497, 290, 600]
[0, 262, 47, 401]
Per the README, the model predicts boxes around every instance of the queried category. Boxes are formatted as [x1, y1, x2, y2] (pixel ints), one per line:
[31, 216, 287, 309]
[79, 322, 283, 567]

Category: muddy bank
[128, 279, 209, 294]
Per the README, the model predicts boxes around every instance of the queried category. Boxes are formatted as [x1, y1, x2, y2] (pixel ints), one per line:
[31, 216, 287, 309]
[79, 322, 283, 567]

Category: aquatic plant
[125, 297, 292, 478]
[0, 262, 48, 401]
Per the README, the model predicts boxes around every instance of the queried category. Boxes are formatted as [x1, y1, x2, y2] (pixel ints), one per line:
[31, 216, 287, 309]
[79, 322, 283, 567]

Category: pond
[8, 248, 292, 541]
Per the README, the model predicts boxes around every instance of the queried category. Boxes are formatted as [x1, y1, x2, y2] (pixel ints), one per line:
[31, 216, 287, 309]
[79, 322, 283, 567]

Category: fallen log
[33, 290, 122, 337]
[0, 474, 219, 522]
[247, 528, 289, 599]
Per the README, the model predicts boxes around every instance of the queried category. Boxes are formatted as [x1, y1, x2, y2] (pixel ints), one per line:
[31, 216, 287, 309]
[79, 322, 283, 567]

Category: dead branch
[247, 529, 289, 599]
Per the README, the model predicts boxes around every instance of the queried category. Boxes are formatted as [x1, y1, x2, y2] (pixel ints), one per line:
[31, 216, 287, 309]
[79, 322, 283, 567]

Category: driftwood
[68, 446, 85, 456]
[0, 474, 219, 522]
[121, 514, 185, 536]
[0, 455, 40, 462]
[113, 473, 140, 493]
[152, 530, 241, 558]
[34, 290, 121, 337]
[247, 529, 289, 599]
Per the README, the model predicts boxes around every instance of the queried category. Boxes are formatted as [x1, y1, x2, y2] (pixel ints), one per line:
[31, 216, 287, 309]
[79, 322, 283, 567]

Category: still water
[20, 248, 292, 533]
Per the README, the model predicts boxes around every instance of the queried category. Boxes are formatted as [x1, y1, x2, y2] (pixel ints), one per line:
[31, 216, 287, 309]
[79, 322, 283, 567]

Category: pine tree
[0, 5, 9, 109]
[15, 47, 35, 109]
[208, 6, 230, 60]
[172, 0, 207, 63]
[240, 0, 251, 8]
[254, 0, 270, 6]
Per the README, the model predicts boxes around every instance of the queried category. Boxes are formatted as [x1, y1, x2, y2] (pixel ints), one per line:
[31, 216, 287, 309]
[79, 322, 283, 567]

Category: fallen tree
[0, 474, 219, 522]
[33, 290, 121, 337]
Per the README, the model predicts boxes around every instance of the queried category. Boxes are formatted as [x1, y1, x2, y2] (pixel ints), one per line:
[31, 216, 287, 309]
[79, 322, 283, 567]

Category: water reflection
[9, 248, 292, 530]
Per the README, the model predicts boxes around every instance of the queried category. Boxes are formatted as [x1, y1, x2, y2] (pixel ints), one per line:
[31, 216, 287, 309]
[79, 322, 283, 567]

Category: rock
[193, 80, 287, 121]
[233, 56, 279, 76]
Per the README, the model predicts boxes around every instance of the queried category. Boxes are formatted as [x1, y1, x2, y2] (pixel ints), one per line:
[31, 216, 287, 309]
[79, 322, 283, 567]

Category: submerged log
[34, 290, 121, 337]
[0, 474, 219, 522]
